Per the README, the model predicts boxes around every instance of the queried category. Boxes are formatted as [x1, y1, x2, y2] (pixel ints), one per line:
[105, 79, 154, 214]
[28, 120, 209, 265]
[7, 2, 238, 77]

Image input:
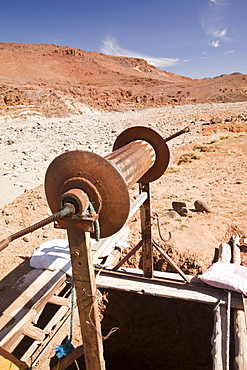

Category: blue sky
[0, 0, 246, 79]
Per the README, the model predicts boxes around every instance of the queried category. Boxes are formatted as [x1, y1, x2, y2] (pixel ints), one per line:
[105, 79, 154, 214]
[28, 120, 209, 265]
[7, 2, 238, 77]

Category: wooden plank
[48, 295, 70, 307]
[43, 306, 69, 334]
[50, 346, 84, 370]
[152, 240, 190, 283]
[0, 269, 66, 348]
[139, 183, 153, 278]
[22, 306, 74, 366]
[211, 242, 231, 370]
[92, 192, 147, 263]
[243, 296, 247, 328]
[68, 229, 105, 370]
[232, 234, 247, 370]
[20, 306, 70, 363]
[95, 268, 243, 309]
[103, 248, 122, 268]
[1, 313, 35, 352]
[112, 241, 142, 271]
[23, 324, 46, 342]
[211, 305, 228, 370]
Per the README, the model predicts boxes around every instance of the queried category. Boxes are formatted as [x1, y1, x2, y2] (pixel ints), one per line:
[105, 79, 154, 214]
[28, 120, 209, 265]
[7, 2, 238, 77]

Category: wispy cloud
[200, 0, 229, 48]
[224, 50, 235, 55]
[209, 40, 220, 48]
[100, 36, 181, 68]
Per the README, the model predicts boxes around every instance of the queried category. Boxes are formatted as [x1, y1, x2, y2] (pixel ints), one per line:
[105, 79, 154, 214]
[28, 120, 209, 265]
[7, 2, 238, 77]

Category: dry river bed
[1, 101, 247, 208]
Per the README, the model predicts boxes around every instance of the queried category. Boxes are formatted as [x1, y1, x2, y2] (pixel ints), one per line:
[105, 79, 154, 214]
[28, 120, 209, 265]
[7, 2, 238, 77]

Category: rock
[194, 200, 212, 213]
[238, 114, 247, 121]
[210, 117, 222, 124]
[14, 182, 24, 187]
[165, 210, 181, 219]
[172, 201, 187, 213]
[7, 139, 15, 145]
[179, 207, 191, 217]
[5, 216, 12, 224]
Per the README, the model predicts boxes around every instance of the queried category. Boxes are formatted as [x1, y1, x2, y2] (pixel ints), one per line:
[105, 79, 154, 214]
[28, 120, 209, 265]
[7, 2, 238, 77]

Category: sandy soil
[1, 42, 247, 369]
[0, 101, 247, 285]
[0, 101, 246, 369]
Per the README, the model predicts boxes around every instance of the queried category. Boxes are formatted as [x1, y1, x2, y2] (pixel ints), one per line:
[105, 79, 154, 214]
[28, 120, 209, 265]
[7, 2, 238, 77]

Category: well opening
[66, 289, 214, 370]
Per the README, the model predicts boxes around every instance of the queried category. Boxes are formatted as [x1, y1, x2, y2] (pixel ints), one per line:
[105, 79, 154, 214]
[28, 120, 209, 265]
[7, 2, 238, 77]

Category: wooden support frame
[67, 229, 105, 370]
[96, 267, 243, 309]
[231, 234, 247, 370]
[139, 183, 153, 278]
[211, 243, 231, 370]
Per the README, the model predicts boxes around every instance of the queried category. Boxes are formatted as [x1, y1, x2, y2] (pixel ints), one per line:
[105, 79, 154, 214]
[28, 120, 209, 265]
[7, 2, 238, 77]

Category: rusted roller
[45, 126, 170, 238]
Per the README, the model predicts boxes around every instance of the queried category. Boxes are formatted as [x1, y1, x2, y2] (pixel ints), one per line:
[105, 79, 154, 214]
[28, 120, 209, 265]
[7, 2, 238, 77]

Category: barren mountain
[1, 42, 247, 118]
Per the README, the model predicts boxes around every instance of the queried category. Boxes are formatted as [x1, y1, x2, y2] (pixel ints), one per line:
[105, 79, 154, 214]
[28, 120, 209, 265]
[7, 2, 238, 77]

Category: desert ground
[0, 42, 247, 369]
[0, 101, 247, 286]
[0, 101, 246, 369]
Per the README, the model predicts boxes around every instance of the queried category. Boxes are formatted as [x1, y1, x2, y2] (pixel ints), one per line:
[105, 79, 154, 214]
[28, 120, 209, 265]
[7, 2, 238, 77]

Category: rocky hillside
[0, 42, 247, 118]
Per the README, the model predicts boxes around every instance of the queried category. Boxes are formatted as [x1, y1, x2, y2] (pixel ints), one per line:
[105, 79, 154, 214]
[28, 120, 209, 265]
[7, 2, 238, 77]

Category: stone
[165, 210, 181, 219]
[210, 117, 222, 124]
[179, 207, 191, 217]
[172, 201, 187, 212]
[194, 200, 212, 213]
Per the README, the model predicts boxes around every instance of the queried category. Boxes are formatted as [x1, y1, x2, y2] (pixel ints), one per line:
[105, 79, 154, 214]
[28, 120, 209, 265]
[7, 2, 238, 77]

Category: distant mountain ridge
[0, 42, 246, 118]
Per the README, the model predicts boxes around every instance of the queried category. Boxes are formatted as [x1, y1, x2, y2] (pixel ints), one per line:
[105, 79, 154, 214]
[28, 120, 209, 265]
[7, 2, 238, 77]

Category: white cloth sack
[30, 239, 72, 276]
[199, 262, 247, 296]
[30, 234, 130, 276]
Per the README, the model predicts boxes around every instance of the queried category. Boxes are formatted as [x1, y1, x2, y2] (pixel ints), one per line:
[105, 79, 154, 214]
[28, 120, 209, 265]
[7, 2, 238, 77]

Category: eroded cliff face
[0, 42, 246, 119]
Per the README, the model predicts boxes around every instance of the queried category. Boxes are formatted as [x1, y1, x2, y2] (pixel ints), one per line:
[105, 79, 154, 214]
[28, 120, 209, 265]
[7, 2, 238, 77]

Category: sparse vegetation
[166, 166, 180, 174]
[177, 153, 200, 165]
[175, 223, 189, 231]
[193, 145, 213, 152]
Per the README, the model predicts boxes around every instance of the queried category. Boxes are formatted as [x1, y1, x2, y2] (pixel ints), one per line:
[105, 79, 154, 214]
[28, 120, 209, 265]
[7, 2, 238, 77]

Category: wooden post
[232, 234, 247, 370]
[139, 183, 153, 278]
[211, 243, 231, 370]
[67, 229, 105, 370]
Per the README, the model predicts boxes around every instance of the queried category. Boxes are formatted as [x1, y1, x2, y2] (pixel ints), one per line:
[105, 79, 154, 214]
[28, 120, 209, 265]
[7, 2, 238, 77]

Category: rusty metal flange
[113, 126, 170, 183]
[45, 150, 130, 238]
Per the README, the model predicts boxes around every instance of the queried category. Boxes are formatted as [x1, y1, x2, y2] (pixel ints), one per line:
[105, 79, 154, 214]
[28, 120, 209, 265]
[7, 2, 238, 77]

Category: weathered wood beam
[0, 269, 66, 350]
[92, 192, 147, 264]
[96, 267, 243, 309]
[67, 229, 105, 370]
[139, 183, 153, 278]
[232, 234, 247, 370]
[211, 242, 231, 370]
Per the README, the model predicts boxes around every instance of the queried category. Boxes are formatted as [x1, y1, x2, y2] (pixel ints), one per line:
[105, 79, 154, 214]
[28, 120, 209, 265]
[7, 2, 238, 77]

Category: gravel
[1, 101, 247, 207]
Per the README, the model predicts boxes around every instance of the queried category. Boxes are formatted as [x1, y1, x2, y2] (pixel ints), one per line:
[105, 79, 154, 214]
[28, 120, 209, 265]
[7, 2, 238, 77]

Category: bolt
[73, 249, 81, 257]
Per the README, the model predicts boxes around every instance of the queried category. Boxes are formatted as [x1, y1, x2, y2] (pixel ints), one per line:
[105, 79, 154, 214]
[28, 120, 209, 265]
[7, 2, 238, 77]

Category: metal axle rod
[0, 204, 75, 252]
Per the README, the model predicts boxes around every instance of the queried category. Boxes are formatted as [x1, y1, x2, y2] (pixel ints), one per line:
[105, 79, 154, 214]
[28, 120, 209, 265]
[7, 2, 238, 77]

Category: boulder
[194, 200, 212, 213]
